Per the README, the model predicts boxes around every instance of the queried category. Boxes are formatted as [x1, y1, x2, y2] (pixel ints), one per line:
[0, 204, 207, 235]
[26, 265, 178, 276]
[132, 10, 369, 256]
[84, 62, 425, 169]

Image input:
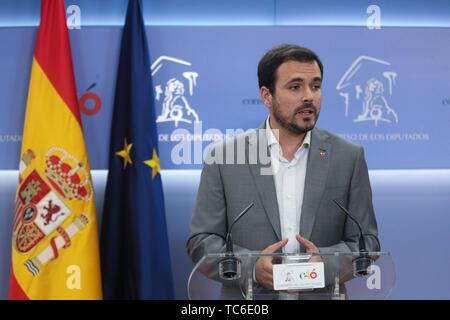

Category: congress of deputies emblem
[337, 55, 399, 127]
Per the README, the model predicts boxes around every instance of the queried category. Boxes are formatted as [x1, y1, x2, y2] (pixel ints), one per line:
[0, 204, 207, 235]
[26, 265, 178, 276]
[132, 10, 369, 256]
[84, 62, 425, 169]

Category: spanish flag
[8, 0, 102, 299]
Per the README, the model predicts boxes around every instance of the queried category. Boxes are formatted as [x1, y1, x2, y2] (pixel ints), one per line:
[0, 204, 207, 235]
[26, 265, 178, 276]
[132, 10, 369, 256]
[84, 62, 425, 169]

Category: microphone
[332, 199, 378, 277]
[219, 202, 254, 280]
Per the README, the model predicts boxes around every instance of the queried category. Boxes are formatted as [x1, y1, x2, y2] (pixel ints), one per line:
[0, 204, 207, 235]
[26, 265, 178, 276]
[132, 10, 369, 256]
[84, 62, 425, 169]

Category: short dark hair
[257, 44, 324, 93]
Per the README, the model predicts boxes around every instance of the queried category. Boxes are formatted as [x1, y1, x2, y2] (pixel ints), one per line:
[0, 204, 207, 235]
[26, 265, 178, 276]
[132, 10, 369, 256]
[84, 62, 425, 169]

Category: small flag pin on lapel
[319, 150, 327, 157]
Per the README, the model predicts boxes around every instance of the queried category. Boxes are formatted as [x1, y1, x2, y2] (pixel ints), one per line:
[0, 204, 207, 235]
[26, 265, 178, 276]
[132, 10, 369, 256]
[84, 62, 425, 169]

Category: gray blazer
[187, 123, 379, 299]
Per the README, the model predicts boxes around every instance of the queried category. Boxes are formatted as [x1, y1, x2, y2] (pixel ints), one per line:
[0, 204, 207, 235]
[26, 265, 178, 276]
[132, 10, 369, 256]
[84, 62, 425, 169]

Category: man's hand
[255, 239, 288, 289]
[296, 234, 322, 262]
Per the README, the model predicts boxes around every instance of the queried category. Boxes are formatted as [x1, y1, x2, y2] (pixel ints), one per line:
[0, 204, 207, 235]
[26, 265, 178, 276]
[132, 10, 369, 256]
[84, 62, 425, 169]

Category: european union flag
[100, 0, 174, 299]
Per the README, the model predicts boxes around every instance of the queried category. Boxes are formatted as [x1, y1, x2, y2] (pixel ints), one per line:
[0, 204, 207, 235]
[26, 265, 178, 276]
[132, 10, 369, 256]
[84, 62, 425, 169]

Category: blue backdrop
[1, 26, 450, 170]
[0, 0, 450, 299]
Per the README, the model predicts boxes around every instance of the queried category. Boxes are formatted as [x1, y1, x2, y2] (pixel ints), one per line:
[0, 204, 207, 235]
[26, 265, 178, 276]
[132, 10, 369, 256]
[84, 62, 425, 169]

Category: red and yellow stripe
[9, 0, 102, 300]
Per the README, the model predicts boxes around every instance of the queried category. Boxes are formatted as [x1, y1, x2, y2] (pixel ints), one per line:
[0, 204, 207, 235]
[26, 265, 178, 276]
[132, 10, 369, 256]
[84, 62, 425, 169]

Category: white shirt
[265, 117, 310, 254]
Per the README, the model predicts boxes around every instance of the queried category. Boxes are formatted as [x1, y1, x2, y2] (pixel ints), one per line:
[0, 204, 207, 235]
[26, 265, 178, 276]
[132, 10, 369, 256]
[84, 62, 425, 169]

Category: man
[187, 44, 380, 299]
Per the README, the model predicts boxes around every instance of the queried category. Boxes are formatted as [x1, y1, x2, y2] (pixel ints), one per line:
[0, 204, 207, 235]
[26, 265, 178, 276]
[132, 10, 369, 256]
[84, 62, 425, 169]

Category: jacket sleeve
[186, 150, 255, 291]
[318, 146, 380, 285]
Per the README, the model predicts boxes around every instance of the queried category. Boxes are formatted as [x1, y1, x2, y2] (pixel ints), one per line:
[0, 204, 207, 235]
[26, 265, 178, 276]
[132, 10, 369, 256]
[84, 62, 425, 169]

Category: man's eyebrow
[286, 77, 304, 83]
[286, 76, 322, 83]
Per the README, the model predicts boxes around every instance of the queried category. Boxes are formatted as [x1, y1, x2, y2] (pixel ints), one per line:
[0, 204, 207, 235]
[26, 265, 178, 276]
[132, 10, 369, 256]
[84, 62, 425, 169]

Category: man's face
[261, 60, 322, 135]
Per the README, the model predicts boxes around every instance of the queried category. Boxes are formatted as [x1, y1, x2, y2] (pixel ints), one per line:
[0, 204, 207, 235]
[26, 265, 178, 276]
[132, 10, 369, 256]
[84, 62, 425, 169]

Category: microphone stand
[332, 200, 375, 277]
[219, 202, 254, 280]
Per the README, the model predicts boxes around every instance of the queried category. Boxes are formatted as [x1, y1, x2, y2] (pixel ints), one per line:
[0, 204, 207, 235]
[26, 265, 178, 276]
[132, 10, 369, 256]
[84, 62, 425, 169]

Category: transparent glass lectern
[188, 252, 395, 300]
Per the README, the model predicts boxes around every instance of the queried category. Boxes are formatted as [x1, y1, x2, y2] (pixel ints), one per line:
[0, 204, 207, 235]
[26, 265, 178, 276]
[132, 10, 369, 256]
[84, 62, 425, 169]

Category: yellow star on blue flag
[144, 148, 160, 179]
[115, 138, 133, 169]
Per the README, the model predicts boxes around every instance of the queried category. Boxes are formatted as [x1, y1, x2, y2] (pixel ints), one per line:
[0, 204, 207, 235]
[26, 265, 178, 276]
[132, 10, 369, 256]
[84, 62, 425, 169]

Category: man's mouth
[297, 109, 314, 115]
[296, 108, 315, 118]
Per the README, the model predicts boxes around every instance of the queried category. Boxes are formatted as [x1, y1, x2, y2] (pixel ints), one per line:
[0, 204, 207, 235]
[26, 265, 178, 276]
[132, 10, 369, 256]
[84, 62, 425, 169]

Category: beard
[272, 100, 320, 135]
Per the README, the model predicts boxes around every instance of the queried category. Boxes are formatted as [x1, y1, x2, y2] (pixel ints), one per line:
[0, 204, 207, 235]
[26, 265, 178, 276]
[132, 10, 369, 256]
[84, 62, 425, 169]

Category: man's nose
[302, 86, 314, 103]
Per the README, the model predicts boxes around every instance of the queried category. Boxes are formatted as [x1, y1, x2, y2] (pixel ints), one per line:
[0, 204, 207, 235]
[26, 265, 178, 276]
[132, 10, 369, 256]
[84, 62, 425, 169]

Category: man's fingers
[262, 260, 273, 273]
[257, 239, 290, 289]
[262, 238, 288, 253]
[255, 255, 275, 289]
[296, 234, 318, 253]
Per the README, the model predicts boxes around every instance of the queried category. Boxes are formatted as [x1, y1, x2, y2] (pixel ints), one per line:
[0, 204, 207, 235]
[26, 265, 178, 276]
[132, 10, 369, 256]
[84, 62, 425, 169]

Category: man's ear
[260, 86, 272, 109]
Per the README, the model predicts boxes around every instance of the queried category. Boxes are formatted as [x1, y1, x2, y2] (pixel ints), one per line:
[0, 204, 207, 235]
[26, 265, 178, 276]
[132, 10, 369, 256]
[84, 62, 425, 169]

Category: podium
[188, 252, 395, 300]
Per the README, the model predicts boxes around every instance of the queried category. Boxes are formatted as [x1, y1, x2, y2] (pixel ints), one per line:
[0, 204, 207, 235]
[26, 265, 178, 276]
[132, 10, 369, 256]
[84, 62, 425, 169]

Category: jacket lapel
[300, 128, 331, 241]
[247, 125, 282, 240]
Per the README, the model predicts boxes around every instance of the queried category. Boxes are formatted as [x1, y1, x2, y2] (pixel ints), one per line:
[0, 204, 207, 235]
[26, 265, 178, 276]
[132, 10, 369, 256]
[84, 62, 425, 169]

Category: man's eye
[289, 85, 300, 90]
[313, 85, 322, 90]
